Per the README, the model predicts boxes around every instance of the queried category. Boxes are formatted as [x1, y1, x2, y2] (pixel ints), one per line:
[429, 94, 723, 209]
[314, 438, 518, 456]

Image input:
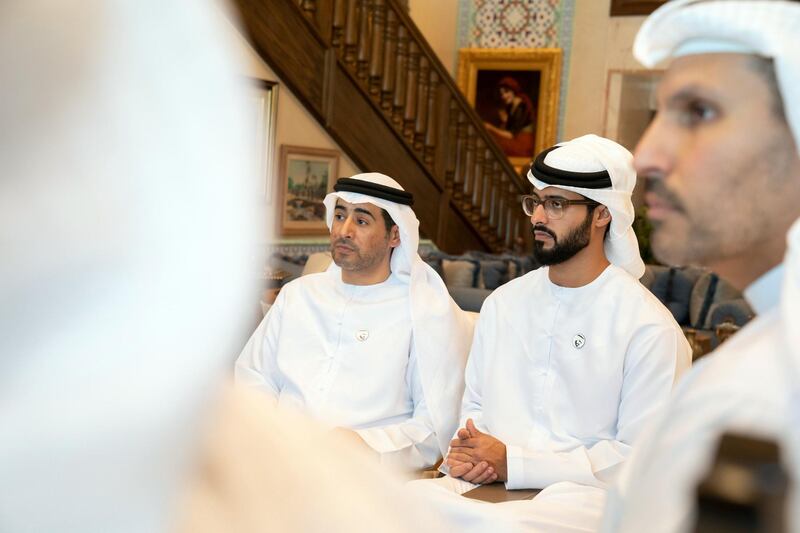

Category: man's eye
[549, 200, 564, 210]
[334, 213, 344, 221]
[357, 218, 368, 225]
[680, 100, 718, 126]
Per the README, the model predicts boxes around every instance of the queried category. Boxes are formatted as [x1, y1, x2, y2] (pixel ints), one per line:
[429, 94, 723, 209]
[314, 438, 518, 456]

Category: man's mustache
[332, 238, 357, 251]
[531, 224, 556, 239]
[643, 176, 687, 214]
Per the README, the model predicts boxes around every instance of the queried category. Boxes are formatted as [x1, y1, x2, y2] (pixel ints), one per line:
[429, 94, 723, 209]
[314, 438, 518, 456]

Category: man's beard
[532, 211, 593, 266]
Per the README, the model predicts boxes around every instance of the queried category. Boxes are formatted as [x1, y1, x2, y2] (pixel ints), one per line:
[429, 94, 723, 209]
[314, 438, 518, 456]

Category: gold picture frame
[277, 145, 339, 236]
[457, 48, 562, 169]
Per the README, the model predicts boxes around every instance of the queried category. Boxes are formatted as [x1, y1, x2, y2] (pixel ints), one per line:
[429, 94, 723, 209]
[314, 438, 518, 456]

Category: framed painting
[457, 48, 562, 169]
[277, 145, 339, 235]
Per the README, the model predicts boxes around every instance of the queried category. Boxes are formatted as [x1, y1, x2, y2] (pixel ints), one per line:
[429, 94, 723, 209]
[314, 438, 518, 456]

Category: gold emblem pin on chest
[573, 334, 586, 349]
[355, 330, 369, 342]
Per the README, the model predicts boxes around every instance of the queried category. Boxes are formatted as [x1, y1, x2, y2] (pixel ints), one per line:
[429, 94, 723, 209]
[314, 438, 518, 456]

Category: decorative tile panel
[457, 0, 575, 140]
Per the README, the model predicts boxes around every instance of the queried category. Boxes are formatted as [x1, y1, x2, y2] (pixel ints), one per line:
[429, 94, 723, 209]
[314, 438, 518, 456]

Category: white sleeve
[435, 304, 491, 477]
[233, 291, 285, 399]
[505, 323, 691, 490]
[459, 305, 491, 434]
[355, 339, 440, 471]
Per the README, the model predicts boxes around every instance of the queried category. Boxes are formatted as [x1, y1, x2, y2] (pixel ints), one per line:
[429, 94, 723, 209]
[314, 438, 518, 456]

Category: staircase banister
[383, 0, 529, 194]
[270, 0, 528, 196]
[235, 0, 531, 253]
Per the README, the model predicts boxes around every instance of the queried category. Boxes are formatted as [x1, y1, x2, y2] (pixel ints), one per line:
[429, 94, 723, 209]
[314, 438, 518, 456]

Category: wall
[409, 0, 460, 76]
[562, 0, 646, 140]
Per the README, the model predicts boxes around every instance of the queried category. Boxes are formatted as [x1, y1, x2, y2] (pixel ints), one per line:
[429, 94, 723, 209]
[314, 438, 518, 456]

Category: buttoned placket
[315, 283, 360, 399]
[527, 286, 561, 448]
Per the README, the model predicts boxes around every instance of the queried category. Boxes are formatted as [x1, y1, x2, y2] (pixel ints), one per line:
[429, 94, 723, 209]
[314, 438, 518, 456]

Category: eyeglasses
[521, 194, 599, 220]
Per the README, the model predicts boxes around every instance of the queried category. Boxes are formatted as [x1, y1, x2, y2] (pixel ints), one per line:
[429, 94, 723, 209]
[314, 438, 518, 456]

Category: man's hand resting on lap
[445, 419, 507, 484]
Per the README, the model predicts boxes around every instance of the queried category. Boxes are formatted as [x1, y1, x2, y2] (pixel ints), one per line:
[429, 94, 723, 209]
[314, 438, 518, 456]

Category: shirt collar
[743, 263, 784, 315]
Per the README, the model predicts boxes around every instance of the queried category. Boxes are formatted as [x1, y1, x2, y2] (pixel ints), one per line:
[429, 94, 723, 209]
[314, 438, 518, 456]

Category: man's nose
[339, 215, 355, 237]
[633, 115, 672, 179]
[530, 203, 548, 225]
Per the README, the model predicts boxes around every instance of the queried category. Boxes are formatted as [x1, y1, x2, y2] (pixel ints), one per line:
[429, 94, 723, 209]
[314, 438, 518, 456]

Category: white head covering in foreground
[0, 1, 255, 531]
[323, 173, 473, 457]
[633, 0, 800, 154]
[526, 134, 644, 279]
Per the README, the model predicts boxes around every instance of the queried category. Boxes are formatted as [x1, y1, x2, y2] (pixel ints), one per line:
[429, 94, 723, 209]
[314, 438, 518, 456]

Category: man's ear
[595, 205, 612, 229]
[388, 225, 401, 248]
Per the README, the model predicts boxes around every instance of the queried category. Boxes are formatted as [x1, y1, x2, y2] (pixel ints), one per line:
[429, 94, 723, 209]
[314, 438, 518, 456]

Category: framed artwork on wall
[457, 48, 562, 169]
[277, 145, 339, 236]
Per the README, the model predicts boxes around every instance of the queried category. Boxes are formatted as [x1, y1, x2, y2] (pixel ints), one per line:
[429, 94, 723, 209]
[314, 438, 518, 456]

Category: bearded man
[409, 135, 690, 533]
[235, 172, 473, 473]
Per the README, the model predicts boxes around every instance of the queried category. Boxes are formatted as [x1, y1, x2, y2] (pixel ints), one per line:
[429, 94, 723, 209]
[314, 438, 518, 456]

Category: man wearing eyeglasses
[412, 135, 690, 532]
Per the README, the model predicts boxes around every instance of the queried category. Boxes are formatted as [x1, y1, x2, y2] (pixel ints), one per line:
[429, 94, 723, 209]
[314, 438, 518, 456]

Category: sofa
[419, 251, 754, 354]
[265, 248, 754, 355]
[639, 264, 754, 348]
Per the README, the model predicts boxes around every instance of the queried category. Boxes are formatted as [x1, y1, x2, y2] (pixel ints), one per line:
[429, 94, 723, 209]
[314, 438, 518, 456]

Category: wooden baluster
[314, 0, 335, 42]
[443, 99, 459, 193]
[470, 139, 485, 221]
[514, 212, 525, 251]
[505, 182, 518, 249]
[300, 0, 317, 17]
[495, 173, 509, 245]
[423, 69, 438, 167]
[343, 0, 359, 67]
[478, 154, 495, 233]
[452, 112, 467, 203]
[332, 0, 347, 50]
[368, 0, 385, 97]
[380, 9, 397, 110]
[413, 56, 429, 152]
[487, 166, 499, 231]
[356, 0, 372, 81]
[392, 25, 408, 128]
[403, 40, 419, 142]
[461, 125, 476, 211]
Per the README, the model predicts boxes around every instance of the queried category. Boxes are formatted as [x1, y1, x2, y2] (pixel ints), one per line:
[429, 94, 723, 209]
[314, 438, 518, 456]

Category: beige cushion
[442, 259, 477, 288]
[302, 252, 333, 276]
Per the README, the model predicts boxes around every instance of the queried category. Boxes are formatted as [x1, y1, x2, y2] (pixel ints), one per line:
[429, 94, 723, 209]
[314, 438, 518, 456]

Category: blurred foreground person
[601, 1, 800, 532]
[0, 1, 447, 532]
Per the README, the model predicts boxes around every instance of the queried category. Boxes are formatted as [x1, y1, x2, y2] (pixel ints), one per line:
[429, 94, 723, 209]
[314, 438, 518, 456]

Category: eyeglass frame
[520, 194, 599, 219]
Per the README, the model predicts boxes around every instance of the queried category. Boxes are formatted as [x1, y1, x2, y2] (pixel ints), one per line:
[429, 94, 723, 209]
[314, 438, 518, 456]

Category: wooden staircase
[235, 0, 533, 253]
